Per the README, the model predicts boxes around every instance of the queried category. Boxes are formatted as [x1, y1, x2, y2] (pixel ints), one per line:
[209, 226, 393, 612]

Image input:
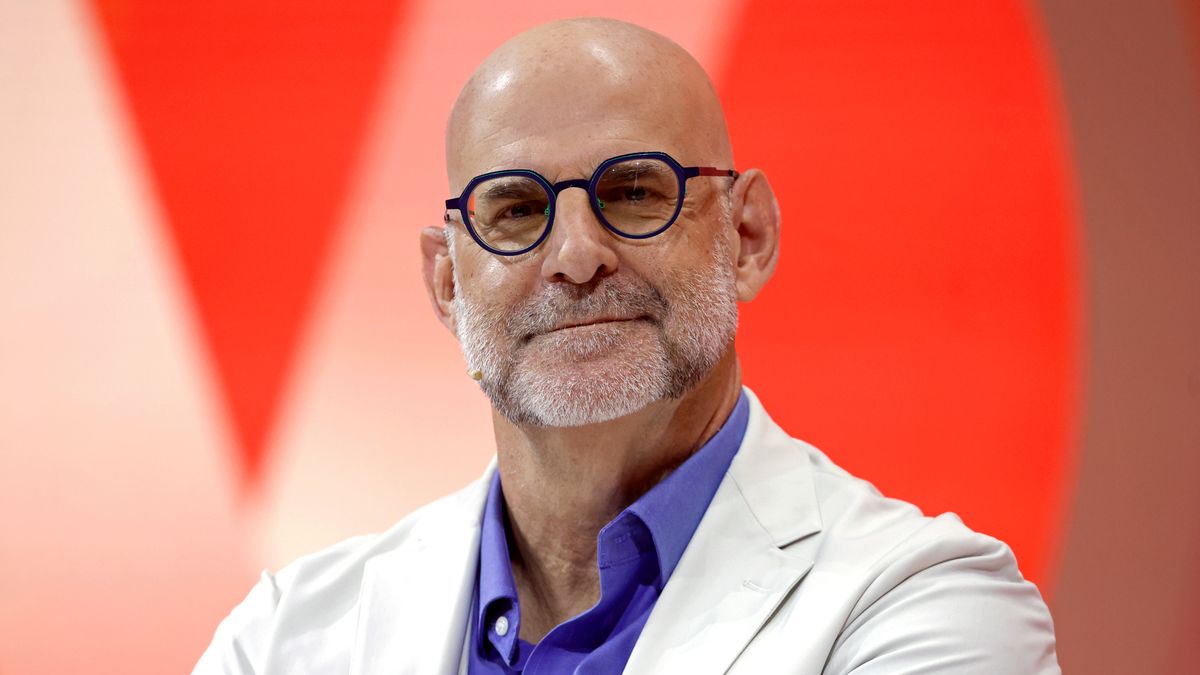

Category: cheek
[669, 201, 730, 256]
[456, 261, 544, 334]
[455, 250, 519, 303]
[628, 228, 723, 284]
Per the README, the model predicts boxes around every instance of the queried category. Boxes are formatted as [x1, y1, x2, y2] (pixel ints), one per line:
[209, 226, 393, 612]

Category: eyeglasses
[443, 151, 738, 256]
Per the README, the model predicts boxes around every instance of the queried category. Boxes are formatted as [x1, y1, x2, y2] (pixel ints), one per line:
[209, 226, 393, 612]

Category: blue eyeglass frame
[443, 151, 738, 256]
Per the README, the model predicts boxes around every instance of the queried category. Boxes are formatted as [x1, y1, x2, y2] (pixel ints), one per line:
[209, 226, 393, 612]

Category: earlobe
[420, 226, 457, 333]
[730, 169, 781, 301]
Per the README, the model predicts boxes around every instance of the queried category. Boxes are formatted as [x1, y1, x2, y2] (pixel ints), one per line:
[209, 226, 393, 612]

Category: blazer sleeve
[823, 517, 1060, 674]
[191, 571, 282, 675]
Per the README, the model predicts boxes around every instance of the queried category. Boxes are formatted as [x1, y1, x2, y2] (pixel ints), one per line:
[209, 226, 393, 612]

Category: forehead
[448, 56, 702, 185]
[462, 128, 689, 182]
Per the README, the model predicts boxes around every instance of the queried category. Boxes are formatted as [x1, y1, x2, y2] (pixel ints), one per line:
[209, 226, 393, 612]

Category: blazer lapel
[350, 465, 494, 675]
[623, 389, 823, 675]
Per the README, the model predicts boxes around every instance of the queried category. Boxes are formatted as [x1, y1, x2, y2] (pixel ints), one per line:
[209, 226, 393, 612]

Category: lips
[550, 317, 641, 332]
[540, 316, 647, 335]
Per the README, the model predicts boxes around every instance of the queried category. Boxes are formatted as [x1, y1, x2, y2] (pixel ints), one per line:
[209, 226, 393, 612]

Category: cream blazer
[195, 388, 1060, 674]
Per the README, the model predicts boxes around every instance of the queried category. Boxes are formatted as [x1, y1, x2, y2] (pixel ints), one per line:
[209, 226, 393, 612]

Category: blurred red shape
[90, 1, 406, 487]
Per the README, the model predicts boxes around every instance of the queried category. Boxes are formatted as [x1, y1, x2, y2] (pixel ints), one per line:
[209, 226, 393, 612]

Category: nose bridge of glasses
[548, 177, 600, 222]
[550, 178, 591, 196]
[545, 176, 609, 248]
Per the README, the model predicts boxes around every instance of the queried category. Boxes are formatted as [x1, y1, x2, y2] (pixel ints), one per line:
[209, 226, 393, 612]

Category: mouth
[541, 316, 648, 335]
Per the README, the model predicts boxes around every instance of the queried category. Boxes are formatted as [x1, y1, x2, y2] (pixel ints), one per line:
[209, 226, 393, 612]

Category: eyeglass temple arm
[683, 166, 739, 179]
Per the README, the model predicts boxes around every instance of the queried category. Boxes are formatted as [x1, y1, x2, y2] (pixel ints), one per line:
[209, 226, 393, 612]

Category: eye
[506, 203, 534, 218]
[623, 186, 648, 202]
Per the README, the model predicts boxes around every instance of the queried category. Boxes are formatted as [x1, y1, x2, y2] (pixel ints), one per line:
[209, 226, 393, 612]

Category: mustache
[507, 275, 670, 339]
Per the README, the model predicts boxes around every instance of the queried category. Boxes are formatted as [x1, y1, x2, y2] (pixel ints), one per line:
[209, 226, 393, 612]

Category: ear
[728, 168, 781, 301]
[420, 225, 457, 333]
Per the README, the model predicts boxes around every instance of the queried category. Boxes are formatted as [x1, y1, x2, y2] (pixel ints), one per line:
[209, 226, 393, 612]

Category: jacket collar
[622, 387, 823, 674]
[350, 460, 495, 675]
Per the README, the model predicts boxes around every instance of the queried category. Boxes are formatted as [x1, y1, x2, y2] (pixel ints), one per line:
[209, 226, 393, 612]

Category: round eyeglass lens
[466, 174, 552, 252]
[594, 157, 682, 236]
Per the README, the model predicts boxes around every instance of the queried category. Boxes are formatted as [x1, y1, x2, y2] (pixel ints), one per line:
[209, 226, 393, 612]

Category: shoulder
[810, 447, 1059, 672]
[803, 440, 997, 570]
[737, 391, 1058, 671]
[276, 479, 479, 590]
[192, 473, 490, 674]
[795, 445, 1061, 672]
[799, 439, 1037, 595]
[740, 389, 1045, 595]
[276, 474, 485, 610]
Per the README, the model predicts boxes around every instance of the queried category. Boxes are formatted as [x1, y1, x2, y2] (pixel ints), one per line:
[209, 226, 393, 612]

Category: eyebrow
[602, 162, 672, 182]
[474, 179, 547, 201]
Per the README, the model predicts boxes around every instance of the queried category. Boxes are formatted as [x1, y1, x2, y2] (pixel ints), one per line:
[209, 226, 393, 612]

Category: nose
[539, 185, 619, 285]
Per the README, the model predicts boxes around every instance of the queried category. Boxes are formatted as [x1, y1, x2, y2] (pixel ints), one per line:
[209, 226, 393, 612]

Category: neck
[491, 348, 742, 641]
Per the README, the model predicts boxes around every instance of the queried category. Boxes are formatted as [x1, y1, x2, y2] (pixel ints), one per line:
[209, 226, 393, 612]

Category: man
[196, 18, 1059, 674]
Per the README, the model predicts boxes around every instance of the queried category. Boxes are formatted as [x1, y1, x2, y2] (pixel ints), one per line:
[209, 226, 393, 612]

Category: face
[450, 191, 739, 427]
[440, 28, 746, 427]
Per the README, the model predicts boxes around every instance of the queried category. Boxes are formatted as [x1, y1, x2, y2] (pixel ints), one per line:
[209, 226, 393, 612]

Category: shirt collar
[474, 389, 751, 657]
[625, 390, 750, 583]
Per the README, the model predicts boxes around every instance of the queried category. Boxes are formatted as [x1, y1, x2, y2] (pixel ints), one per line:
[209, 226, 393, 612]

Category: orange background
[1, 1, 1197, 672]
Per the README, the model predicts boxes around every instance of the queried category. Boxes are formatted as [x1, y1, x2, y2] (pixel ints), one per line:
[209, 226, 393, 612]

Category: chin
[529, 397, 651, 428]
[509, 351, 672, 427]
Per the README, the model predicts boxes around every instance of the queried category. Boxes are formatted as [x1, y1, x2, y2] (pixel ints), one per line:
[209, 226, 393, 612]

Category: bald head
[446, 18, 732, 190]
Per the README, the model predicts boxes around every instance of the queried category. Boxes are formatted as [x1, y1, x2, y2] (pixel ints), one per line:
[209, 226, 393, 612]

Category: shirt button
[494, 616, 509, 637]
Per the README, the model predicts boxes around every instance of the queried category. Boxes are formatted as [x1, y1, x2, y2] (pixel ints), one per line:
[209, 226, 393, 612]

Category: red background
[3, 1, 1197, 672]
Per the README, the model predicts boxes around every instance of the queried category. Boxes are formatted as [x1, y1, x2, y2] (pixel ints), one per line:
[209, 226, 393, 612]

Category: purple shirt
[468, 392, 750, 675]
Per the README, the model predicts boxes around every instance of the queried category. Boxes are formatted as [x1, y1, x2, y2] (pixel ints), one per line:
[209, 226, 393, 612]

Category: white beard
[451, 232, 738, 427]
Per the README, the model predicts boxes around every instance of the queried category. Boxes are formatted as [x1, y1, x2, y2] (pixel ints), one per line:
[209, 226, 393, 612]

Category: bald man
[196, 19, 1059, 675]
